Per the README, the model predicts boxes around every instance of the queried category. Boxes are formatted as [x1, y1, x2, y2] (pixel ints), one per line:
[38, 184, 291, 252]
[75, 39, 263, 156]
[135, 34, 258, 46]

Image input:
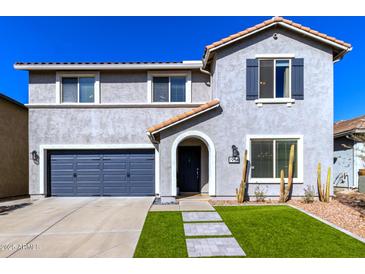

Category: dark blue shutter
[291, 58, 304, 100]
[246, 59, 259, 100]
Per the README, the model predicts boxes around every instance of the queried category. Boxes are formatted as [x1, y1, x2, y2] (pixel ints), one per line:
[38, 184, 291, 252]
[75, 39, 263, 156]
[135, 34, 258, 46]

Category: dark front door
[177, 146, 201, 192]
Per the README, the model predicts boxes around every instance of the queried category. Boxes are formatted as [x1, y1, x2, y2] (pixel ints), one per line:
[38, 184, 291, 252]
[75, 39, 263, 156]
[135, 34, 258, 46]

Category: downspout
[200, 67, 212, 100]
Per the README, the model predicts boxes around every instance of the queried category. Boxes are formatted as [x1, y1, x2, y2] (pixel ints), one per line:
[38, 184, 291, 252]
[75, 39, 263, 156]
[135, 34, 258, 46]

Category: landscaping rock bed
[288, 198, 365, 239]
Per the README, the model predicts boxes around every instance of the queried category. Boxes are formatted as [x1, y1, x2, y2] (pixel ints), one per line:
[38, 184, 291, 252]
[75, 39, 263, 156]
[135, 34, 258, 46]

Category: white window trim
[38, 143, 159, 196]
[56, 71, 100, 104]
[256, 58, 293, 106]
[147, 71, 192, 103]
[255, 53, 295, 59]
[246, 135, 304, 184]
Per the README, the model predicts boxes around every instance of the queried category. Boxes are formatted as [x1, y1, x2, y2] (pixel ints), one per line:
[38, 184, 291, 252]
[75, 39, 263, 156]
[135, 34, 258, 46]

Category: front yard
[134, 205, 365, 258]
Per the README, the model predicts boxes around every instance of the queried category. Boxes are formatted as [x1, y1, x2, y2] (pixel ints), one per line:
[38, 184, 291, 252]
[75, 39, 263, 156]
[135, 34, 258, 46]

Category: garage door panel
[49, 149, 154, 196]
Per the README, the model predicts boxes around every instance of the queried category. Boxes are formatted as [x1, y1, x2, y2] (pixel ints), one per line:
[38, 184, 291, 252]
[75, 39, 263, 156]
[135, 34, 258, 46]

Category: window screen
[251, 139, 298, 179]
[153, 77, 169, 102]
[170, 76, 186, 102]
[251, 140, 273, 178]
[62, 78, 78, 103]
[79, 77, 95, 103]
[275, 140, 297, 178]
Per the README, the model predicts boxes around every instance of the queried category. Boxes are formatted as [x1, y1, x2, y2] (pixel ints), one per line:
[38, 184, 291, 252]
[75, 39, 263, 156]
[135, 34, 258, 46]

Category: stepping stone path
[184, 223, 232, 236]
[182, 204, 246, 257]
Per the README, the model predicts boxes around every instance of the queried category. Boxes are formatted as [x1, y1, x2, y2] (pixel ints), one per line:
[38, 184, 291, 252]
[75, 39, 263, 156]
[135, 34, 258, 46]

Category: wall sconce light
[31, 150, 39, 164]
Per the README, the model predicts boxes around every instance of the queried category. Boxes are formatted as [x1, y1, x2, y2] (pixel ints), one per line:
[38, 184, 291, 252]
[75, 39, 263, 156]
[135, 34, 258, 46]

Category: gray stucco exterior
[158, 28, 334, 197]
[24, 23, 342, 199]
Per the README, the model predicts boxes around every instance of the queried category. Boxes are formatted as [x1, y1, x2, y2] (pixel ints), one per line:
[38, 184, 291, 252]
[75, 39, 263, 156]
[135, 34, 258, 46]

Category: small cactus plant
[279, 144, 295, 202]
[279, 170, 285, 202]
[236, 149, 248, 203]
[317, 162, 331, 202]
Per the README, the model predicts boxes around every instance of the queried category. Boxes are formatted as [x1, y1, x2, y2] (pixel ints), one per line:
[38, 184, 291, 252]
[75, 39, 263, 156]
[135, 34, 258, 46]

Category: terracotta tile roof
[204, 16, 352, 60]
[334, 115, 365, 136]
[147, 99, 220, 134]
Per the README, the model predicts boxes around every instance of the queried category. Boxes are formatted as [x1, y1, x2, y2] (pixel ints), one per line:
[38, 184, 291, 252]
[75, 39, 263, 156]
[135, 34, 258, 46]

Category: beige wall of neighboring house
[0, 94, 28, 199]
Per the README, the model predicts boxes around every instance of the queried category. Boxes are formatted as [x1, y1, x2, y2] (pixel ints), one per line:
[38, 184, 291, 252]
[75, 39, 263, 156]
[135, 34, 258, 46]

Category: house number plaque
[228, 145, 240, 164]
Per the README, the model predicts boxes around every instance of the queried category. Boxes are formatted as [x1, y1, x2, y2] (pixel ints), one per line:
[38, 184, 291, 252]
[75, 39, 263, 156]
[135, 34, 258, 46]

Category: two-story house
[15, 17, 351, 201]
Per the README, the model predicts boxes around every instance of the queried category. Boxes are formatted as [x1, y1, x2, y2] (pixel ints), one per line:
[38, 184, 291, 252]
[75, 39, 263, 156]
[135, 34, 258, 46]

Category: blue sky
[0, 16, 362, 121]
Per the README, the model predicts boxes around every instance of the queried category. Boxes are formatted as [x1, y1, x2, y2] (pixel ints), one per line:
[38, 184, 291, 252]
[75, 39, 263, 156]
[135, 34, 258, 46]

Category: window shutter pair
[246, 58, 304, 100]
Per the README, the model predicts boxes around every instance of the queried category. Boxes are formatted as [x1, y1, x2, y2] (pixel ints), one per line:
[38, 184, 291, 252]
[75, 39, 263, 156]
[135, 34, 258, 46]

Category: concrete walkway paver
[179, 201, 246, 257]
[182, 211, 222, 222]
[184, 222, 232, 236]
[150, 200, 215, 212]
[179, 201, 215, 211]
[186, 237, 246, 257]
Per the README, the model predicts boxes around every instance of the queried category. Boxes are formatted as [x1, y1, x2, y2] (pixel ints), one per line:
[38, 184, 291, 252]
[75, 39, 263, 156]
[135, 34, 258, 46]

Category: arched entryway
[171, 131, 215, 196]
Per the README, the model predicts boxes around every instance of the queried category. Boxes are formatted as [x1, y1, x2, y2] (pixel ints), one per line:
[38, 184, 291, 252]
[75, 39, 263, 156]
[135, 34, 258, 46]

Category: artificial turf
[134, 206, 365, 258]
[133, 211, 188, 258]
[215, 205, 365, 258]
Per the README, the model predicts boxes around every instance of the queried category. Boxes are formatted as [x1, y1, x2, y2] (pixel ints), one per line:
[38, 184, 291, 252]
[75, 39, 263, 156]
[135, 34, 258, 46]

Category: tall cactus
[317, 163, 324, 201]
[284, 144, 295, 202]
[279, 169, 285, 202]
[325, 167, 331, 202]
[278, 144, 295, 202]
[317, 162, 331, 202]
[236, 149, 248, 203]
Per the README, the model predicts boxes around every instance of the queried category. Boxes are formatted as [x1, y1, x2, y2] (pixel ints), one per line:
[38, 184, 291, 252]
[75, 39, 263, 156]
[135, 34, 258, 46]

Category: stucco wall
[29, 107, 200, 195]
[159, 27, 334, 197]
[29, 70, 210, 104]
[0, 97, 28, 198]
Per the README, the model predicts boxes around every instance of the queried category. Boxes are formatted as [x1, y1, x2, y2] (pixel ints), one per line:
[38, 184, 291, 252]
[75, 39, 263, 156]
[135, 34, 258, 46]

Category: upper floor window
[153, 76, 186, 102]
[148, 71, 192, 103]
[62, 77, 95, 103]
[57, 72, 100, 104]
[259, 59, 290, 99]
[246, 57, 304, 103]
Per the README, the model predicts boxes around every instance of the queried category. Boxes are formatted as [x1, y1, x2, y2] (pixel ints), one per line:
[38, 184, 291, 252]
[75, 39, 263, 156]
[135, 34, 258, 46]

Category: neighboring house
[0, 93, 28, 199]
[334, 115, 365, 189]
[14, 17, 351, 200]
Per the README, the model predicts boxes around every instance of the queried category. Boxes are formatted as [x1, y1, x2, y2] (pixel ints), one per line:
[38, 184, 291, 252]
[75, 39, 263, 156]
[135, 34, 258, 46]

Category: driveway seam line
[6, 198, 96, 258]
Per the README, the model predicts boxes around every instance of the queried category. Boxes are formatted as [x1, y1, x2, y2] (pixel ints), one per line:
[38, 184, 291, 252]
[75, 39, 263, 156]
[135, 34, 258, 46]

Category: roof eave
[148, 103, 220, 136]
[14, 62, 203, 71]
[334, 129, 365, 138]
[203, 21, 351, 68]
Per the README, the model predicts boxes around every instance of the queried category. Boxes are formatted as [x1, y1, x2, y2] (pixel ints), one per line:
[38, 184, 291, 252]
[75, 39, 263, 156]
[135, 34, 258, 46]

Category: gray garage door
[48, 149, 155, 196]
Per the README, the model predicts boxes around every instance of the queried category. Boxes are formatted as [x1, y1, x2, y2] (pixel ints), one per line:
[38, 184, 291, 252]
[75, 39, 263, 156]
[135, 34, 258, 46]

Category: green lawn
[215, 206, 365, 258]
[134, 206, 365, 258]
[134, 211, 188, 258]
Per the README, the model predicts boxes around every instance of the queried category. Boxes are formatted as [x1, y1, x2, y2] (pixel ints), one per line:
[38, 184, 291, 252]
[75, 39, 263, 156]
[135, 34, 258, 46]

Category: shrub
[303, 185, 315, 203]
[254, 186, 266, 202]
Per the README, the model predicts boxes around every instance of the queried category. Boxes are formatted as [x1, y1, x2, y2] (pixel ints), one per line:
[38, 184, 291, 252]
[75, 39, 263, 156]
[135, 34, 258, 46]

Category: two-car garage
[47, 149, 155, 197]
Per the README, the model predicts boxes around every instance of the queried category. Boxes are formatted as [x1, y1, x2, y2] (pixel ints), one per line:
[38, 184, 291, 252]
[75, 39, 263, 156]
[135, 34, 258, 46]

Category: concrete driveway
[0, 197, 154, 258]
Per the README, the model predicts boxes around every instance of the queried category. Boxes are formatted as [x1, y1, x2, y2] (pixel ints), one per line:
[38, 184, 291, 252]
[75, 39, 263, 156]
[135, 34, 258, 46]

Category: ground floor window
[250, 138, 298, 179]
